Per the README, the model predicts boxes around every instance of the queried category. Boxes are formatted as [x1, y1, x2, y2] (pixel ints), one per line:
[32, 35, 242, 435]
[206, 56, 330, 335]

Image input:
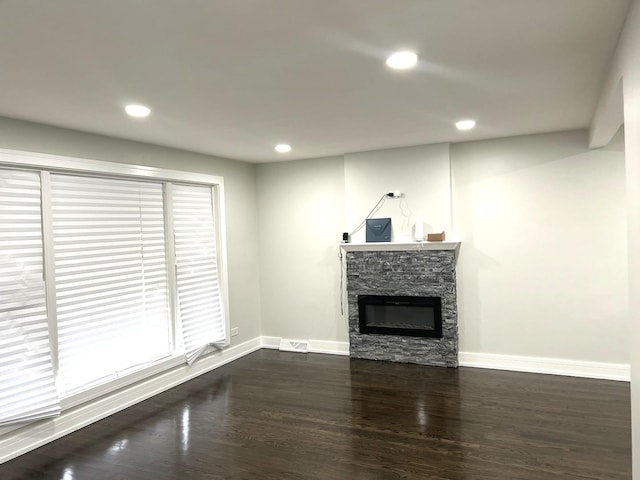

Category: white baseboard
[0, 337, 262, 464]
[261, 338, 629, 380]
[458, 351, 630, 381]
[260, 336, 349, 356]
[260, 336, 281, 349]
[308, 339, 349, 356]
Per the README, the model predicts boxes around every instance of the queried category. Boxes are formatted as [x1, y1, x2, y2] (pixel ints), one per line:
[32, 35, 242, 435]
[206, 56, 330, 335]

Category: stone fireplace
[341, 242, 460, 367]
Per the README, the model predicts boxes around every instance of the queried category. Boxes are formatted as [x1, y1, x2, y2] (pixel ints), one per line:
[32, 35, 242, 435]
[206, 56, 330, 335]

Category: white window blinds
[50, 175, 171, 394]
[0, 169, 60, 425]
[0, 156, 229, 427]
[172, 184, 226, 364]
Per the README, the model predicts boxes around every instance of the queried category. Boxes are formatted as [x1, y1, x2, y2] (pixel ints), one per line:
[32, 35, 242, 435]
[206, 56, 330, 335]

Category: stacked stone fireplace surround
[346, 248, 458, 367]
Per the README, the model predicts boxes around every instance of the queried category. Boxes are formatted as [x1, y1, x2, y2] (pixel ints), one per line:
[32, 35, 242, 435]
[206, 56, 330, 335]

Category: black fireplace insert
[358, 295, 443, 338]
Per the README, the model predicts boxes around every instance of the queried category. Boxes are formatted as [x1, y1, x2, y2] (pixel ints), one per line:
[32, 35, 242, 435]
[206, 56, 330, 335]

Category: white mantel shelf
[340, 241, 461, 253]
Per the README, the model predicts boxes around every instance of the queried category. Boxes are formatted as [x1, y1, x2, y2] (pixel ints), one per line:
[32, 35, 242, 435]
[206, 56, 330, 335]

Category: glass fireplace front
[357, 295, 442, 338]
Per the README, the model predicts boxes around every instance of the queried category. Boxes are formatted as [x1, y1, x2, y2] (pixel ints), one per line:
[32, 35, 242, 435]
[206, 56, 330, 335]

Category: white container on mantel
[340, 240, 461, 257]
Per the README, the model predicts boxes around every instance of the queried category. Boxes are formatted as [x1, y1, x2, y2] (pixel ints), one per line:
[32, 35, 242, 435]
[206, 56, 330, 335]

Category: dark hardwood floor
[0, 350, 631, 479]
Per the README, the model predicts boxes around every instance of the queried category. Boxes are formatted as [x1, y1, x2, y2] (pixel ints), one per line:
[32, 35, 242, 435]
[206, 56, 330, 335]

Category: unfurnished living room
[0, 1, 639, 479]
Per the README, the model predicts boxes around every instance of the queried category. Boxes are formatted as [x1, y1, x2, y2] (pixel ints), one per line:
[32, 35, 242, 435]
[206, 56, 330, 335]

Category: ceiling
[0, 0, 631, 163]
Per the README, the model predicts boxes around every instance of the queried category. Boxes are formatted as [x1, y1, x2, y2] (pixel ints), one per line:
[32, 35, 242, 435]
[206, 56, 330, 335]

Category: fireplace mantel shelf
[340, 240, 461, 253]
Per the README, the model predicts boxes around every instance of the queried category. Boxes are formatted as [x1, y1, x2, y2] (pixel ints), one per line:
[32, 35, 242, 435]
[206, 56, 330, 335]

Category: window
[0, 151, 229, 425]
[0, 170, 60, 425]
[173, 184, 226, 364]
[50, 175, 171, 394]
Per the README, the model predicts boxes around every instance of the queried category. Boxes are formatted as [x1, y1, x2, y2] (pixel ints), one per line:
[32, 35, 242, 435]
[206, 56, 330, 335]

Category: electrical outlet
[231, 327, 239, 337]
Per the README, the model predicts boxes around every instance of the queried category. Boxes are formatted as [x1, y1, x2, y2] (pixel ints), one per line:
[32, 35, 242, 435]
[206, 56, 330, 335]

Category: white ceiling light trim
[455, 119, 476, 131]
[125, 104, 151, 118]
[385, 51, 419, 70]
[274, 144, 291, 153]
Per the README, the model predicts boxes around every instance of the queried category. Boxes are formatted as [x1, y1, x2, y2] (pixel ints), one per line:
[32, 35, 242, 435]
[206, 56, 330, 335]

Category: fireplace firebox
[358, 295, 443, 338]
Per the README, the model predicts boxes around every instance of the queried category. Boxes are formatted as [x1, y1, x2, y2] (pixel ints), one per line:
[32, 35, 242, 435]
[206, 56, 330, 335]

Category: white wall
[255, 143, 453, 345]
[255, 130, 628, 370]
[627, 74, 640, 480]
[591, 0, 640, 475]
[451, 130, 628, 362]
[0, 116, 262, 343]
[344, 143, 451, 243]
[256, 156, 346, 343]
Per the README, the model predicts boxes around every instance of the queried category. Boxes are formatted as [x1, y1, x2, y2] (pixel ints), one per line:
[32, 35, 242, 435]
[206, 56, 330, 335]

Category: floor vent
[279, 339, 309, 353]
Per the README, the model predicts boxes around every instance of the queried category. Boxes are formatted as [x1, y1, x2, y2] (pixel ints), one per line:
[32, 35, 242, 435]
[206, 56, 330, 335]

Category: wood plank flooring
[0, 349, 631, 479]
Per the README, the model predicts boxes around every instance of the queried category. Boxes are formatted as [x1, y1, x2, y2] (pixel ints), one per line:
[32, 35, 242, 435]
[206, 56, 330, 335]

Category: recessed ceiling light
[275, 144, 292, 153]
[385, 51, 418, 70]
[455, 119, 476, 131]
[125, 104, 151, 118]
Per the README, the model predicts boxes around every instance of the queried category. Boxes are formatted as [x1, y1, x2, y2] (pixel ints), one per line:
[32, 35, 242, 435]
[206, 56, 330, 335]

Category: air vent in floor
[279, 339, 309, 353]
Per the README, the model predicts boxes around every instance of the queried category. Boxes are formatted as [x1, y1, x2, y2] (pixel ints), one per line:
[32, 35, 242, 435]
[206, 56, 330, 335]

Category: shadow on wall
[450, 131, 597, 187]
[451, 129, 628, 361]
[455, 239, 501, 353]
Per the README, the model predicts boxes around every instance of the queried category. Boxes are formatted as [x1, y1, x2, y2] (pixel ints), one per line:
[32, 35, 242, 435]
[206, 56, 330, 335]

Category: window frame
[0, 148, 231, 412]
